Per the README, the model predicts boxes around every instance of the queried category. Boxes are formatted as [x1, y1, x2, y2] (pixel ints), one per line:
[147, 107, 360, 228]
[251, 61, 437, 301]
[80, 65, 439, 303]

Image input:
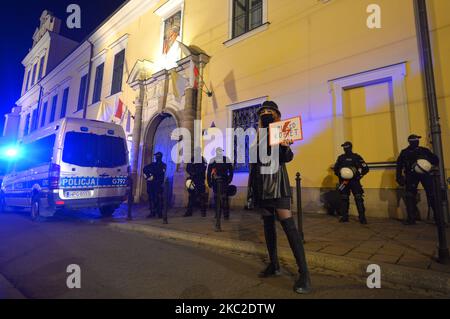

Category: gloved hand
[396, 176, 406, 187]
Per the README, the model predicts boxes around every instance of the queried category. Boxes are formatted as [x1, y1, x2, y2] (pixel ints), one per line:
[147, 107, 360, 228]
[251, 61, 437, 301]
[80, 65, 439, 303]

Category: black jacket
[396, 146, 439, 179]
[186, 156, 207, 183]
[247, 141, 294, 207]
[143, 161, 166, 186]
[207, 156, 234, 191]
[334, 152, 369, 180]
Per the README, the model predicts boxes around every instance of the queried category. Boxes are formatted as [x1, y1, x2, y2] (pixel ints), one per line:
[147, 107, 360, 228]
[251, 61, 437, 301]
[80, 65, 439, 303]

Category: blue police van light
[108, 130, 115, 135]
[4, 146, 19, 159]
[80, 127, 89, 132]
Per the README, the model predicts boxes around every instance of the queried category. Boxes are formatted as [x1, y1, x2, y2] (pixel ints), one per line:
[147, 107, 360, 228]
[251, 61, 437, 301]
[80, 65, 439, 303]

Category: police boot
[403, 193, 417, 225]
[339, 195, 350, 223]
[259, 215, 281, 278]
[280, 218, 311, 294]
[183, 210, 193, 217]
[355, 194, 367, 225]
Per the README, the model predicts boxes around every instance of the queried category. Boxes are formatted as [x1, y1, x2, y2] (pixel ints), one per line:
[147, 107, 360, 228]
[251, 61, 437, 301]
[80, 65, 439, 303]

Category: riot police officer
[396, 134, 439, 225]
[184, 147, 208, 217]
[143, 152, 167, 219]
[207, 147, 234, 220]
[334, 142, 370, 224]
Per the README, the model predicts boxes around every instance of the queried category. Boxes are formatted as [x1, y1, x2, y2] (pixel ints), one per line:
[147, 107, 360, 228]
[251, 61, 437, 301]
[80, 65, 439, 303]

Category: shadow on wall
[224, 71, 238, 103]
[378, 158, 403, 220]
[319, 167, 340, 216]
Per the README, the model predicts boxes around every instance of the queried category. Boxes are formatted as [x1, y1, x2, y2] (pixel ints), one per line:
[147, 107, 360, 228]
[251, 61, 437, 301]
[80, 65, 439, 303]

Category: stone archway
[141, 113, 178, 206]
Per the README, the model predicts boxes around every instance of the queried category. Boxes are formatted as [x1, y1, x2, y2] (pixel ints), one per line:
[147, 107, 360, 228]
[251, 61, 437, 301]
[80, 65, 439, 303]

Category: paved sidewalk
[105, 204, 450, 294]
[0, 274, 26, 299]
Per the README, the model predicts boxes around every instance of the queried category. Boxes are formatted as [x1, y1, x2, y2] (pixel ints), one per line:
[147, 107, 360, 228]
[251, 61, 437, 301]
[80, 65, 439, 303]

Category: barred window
[232, 104, 260, 172]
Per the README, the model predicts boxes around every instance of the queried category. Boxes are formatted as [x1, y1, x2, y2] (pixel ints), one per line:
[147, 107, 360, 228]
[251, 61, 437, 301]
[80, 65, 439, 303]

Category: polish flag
[115, 99, 124, 119]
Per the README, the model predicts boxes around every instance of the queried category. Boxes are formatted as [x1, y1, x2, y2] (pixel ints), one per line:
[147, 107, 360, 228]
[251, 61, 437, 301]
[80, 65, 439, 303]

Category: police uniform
[143, 152, 167, 218]
[207, 152, 234, 220]
[184, 155, 208, 217]
[396, 135, 439, 225]
[334, 142, 370, 224]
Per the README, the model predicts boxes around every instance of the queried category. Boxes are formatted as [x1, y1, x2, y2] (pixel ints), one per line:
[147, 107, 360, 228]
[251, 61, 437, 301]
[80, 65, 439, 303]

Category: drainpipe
[414, 0, 449, 263]
[414, 0, 449, 222]
[131, 81, 145, 202]
[83, 41, 94, 119]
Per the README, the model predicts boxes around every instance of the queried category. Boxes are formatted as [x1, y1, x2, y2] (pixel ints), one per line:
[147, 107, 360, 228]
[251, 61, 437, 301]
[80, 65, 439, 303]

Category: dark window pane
[31, 108, 38, 132]
[25, 70, 31, 91]
[49, 95, 58, 123]
[62, 132, 127, 168]
[232, 0, 263, 38]
[249, 0, 263, 30]
[92, 63, 104, 104]
[61, 88, 70, 118]
[38, 56, 45, 80]
[24, 114, 30, 136]
[40, 102, 48, 127]
[77, 75, 88, 111]
[31, 64, 37, 87]
[111, 50, 125, 95]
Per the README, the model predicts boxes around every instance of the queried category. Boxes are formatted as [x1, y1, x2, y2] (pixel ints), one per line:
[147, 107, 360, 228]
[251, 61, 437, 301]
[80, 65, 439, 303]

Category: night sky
[0, 0, 127, 133]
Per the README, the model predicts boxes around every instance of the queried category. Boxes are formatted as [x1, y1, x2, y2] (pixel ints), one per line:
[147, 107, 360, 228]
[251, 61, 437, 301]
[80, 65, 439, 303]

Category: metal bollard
[296, 172, 304, 242]
[431, 168, 449, 264]
[215, 177, 223, 232]
[163, 179, 169, 224]
[127, 177, 133, 221]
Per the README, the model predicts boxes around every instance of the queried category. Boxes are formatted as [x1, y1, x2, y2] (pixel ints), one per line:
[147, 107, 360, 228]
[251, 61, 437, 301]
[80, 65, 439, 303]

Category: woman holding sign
[247, 101, 311, 294]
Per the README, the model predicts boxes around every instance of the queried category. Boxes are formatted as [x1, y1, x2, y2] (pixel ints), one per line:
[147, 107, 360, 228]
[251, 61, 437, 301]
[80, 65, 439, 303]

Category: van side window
[15, 135, 56, 172]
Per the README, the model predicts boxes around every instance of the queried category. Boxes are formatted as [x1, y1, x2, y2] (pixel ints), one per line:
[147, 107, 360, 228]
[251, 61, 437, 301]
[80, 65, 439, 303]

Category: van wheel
[31, 195, 40, 221]
[100, 205, 115, 218]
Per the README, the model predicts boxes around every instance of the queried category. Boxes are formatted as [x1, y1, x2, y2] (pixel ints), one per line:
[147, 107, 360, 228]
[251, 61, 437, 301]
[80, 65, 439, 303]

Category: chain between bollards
[295, 172, 304, 242]
[431, 168, 449, 264]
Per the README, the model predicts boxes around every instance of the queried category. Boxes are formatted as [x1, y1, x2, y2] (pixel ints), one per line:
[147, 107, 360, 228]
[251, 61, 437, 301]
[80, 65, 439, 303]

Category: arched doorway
[142, 113, 178, 206]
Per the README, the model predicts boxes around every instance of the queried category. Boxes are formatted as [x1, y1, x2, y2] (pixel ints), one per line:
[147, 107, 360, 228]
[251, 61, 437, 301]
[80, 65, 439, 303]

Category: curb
[108, 222, 450, 296]
[0, 274, 26, 299]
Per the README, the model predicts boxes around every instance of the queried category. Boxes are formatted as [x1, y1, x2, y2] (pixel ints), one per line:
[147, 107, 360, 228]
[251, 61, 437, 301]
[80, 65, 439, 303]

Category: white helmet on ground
[414, 159, 432, 174]
[340, 167, 356, 180]
[185, 179, 196, 191]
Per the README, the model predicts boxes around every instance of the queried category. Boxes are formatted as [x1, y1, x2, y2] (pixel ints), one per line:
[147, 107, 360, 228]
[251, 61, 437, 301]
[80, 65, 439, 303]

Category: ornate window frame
[328, 62, 410, 159]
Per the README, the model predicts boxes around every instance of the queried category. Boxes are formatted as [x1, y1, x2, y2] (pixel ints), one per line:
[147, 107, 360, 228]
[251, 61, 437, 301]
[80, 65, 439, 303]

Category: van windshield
[62, 132, 127, 168]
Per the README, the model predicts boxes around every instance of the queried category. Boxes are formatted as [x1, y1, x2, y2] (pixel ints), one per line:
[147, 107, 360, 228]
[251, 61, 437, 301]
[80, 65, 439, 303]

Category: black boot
[280, 218, 311, 294]
[355, 194, 367, 225]
[259, 215, 281, 278]
[404, 192, 417, 225]
[339, 195, 350, 223]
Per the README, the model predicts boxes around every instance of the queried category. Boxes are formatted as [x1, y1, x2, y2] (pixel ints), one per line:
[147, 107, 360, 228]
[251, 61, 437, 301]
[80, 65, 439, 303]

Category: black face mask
[409, 141, 419, 149]
[260, 114, 275, 128]
[344, 147, 352, 155]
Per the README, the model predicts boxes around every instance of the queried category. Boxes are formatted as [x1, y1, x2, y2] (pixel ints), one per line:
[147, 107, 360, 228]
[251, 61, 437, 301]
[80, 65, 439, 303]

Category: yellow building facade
[10, 0, 450, 219]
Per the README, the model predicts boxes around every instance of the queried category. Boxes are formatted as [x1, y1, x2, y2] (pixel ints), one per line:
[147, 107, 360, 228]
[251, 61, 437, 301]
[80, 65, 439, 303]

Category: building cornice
[88, 0, 160, 47]
[22, 32, 51, 66]
[39, 41, 92, 87]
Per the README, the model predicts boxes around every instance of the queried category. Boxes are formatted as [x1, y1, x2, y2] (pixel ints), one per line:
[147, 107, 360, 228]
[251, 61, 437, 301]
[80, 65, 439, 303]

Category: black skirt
[259, 197, 292, 210]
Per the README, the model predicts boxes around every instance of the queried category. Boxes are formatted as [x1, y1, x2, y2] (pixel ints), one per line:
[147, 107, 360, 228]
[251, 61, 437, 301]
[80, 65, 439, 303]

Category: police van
[0, 118, 130, 220]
